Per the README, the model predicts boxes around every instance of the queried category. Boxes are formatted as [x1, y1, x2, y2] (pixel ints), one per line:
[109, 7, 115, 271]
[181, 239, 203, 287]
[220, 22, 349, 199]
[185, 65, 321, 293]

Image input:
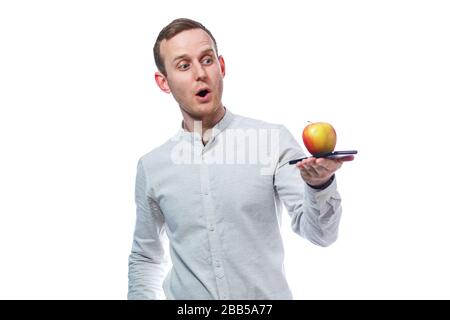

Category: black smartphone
[288, 150, 357, 165]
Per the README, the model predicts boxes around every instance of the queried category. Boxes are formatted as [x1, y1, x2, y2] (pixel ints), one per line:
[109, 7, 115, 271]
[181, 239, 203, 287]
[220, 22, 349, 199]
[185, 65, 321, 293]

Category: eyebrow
[172, 48, 215, 64]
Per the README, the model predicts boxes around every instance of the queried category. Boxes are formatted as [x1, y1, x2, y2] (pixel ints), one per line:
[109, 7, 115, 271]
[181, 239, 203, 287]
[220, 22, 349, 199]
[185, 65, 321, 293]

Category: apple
[302, 122, 337, 155]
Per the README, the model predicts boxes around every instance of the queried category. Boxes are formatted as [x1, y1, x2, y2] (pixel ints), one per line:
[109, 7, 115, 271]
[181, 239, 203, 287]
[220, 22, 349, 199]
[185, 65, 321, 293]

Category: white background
[1, 0, 449, 299]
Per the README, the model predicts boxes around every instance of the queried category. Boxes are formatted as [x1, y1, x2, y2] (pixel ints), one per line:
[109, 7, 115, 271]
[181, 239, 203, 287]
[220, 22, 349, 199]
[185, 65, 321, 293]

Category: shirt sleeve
[273, 125, 343, 247]
[128, 158, 169, 299]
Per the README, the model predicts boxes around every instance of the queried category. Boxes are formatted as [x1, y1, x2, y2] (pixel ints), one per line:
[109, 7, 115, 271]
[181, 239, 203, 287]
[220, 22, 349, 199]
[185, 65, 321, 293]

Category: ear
[219, 55, 226, 77]
[155, 72, 171, 93]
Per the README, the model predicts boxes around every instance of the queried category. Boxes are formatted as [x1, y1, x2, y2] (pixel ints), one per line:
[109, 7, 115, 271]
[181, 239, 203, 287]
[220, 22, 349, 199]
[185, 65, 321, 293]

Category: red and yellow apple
[302, 122, 337, 155]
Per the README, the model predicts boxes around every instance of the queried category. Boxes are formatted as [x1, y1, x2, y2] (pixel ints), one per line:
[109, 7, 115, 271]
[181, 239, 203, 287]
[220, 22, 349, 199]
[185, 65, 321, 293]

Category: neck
[181, 105, 226, 144]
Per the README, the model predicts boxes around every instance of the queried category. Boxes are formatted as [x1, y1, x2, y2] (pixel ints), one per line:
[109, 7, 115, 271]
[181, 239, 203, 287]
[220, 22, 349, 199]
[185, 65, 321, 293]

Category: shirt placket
[199, 139, 230, 300]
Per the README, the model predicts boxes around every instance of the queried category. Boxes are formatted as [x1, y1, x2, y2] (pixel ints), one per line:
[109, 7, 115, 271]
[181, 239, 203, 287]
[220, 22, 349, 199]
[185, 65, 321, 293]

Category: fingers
[294, 155, 354, 186]
[296, 157, 345, 177]
[337, 155, 355, 162]
[296, 158, 331, 179]
[303, 163, 321, 177]
[315, 158, 335, 172]
[307, 158, 341, 172]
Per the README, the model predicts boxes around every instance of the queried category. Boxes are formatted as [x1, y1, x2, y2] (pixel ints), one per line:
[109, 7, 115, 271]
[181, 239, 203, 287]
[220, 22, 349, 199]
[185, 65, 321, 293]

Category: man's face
[155, 29, 225, 119]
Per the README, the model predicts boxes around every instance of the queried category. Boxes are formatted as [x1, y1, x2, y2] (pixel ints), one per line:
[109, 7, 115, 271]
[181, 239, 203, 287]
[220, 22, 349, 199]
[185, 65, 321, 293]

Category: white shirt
[128, 108, 342, 299]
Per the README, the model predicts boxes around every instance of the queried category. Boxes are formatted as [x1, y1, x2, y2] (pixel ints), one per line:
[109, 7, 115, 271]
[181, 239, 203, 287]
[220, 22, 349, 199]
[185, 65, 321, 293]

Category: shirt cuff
[306, 174, 335, 190]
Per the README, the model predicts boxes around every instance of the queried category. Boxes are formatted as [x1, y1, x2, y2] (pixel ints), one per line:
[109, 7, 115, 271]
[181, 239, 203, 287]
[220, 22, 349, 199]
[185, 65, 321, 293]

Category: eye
[202, 57, 213, 65]
[178, 63, 190, 71]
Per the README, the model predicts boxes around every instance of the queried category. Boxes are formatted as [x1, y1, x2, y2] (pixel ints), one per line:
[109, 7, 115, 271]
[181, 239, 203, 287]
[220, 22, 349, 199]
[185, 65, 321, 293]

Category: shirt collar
[175, 107, 234, 142]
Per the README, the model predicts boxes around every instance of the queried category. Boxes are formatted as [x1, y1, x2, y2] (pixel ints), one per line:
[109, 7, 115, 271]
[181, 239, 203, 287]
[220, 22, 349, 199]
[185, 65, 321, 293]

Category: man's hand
[295, 155, 355, 187]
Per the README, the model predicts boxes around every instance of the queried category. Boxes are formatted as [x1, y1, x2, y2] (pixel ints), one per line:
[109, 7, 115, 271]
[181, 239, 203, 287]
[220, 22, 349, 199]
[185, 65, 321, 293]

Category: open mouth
[196, 89, 210, 98]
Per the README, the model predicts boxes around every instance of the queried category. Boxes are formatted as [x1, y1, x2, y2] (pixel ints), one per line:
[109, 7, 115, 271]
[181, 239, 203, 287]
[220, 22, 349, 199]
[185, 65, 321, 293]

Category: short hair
[153, 18, 219, 76]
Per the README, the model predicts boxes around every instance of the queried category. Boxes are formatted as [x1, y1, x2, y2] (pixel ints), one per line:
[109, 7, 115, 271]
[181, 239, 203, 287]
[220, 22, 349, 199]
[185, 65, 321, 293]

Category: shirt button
[215, 261, 221, 268]
[209, 224, 215, 231]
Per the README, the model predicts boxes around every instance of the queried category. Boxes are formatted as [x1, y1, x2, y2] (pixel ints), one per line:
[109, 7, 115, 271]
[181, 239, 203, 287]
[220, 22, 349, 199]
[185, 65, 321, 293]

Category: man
[128, 18, 354, 300]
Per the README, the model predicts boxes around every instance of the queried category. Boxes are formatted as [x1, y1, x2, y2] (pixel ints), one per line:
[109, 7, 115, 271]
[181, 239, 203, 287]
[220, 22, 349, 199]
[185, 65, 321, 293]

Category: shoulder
[231, 113, 285, 131]
[137, 134, 179, 170]
[230, 113, 295, 143]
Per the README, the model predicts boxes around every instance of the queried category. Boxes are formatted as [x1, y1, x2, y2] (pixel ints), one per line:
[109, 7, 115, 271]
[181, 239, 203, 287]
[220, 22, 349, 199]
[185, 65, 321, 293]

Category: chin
[191, 103, 219, 116]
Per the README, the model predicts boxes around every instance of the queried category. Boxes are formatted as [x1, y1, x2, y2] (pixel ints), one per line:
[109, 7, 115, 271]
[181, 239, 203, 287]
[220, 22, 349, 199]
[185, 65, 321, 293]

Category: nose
[193, 61, 207, 81]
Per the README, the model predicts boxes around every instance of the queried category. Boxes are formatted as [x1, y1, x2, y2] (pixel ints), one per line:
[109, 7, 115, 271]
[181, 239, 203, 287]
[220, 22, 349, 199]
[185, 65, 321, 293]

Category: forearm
[128, 252, 168, 300]
[292, 178, 342, 247]
[129, 159, 169, 299]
